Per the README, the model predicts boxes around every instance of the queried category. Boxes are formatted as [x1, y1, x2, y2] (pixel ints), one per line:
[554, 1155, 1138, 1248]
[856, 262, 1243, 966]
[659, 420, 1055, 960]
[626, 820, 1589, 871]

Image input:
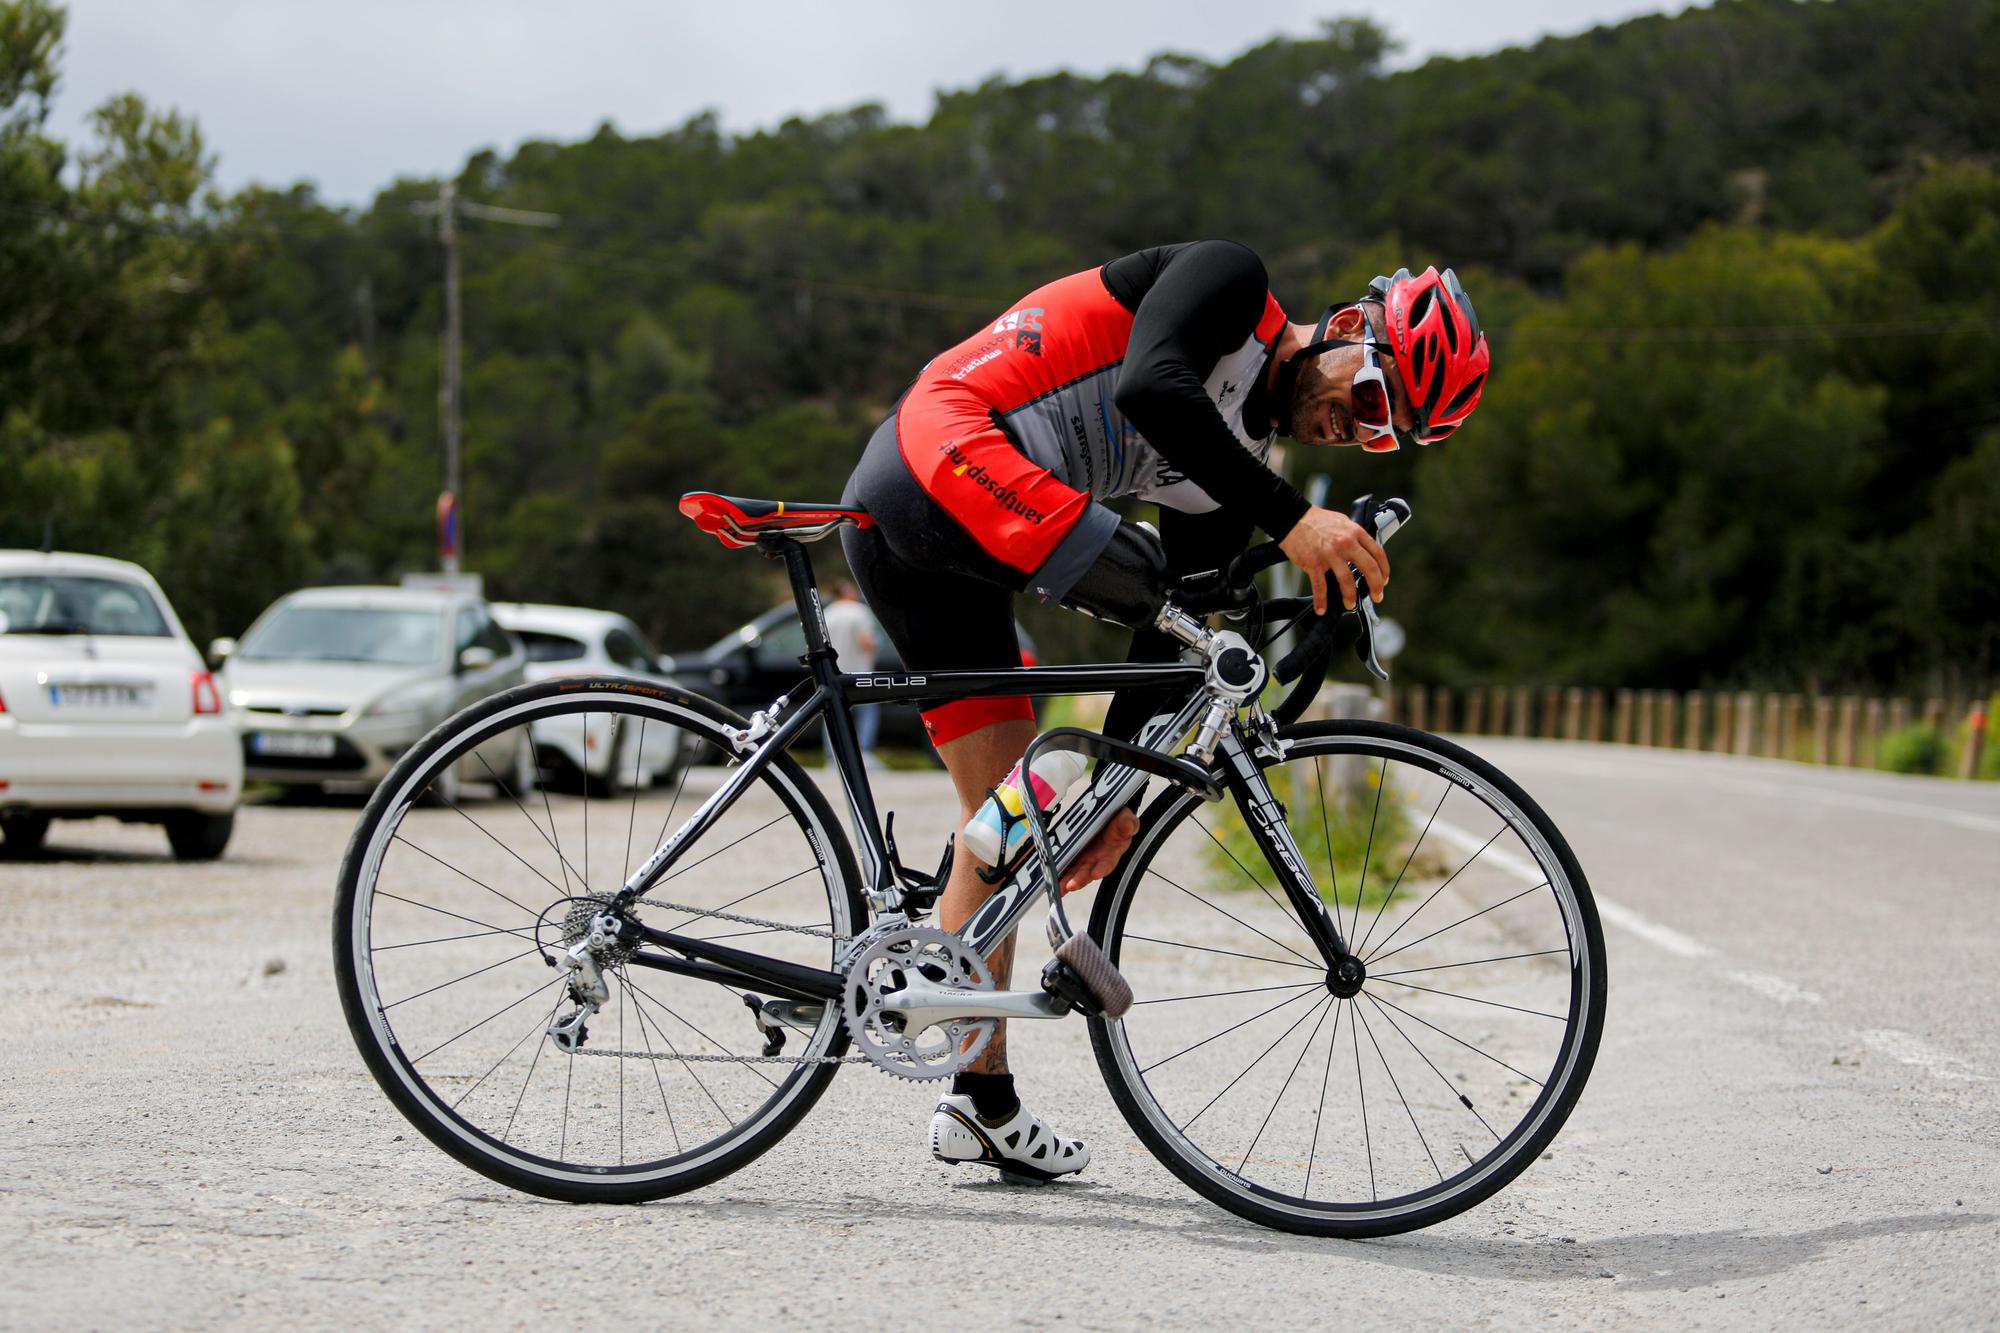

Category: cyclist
[839, 241, 1490, 1181]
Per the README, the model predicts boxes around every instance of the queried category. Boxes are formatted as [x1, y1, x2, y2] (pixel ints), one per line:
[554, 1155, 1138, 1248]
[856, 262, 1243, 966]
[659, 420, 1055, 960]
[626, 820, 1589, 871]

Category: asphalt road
[2, 740, 1994, 1329]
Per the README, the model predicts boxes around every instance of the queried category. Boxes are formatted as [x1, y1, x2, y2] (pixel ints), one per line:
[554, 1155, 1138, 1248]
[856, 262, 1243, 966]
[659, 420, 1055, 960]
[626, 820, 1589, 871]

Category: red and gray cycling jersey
[894, 241, 1310, 604]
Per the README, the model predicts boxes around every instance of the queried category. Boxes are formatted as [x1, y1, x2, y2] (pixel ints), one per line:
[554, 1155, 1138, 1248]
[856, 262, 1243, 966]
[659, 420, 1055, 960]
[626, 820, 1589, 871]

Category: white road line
[1859, 1029, 1990, 1082]
[1422, 820, 1986, 1083]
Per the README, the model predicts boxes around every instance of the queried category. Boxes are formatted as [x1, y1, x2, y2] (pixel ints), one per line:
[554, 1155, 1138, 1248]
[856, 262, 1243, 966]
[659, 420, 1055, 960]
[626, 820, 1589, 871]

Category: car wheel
[165, 811, 234, 862]
[0, 811, 51, 858]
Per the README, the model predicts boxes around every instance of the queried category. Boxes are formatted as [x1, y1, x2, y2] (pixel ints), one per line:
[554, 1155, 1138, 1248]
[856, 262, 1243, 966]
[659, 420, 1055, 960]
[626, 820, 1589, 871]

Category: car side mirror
[208, 636, 238, 668]
[458, 646, 497, 673]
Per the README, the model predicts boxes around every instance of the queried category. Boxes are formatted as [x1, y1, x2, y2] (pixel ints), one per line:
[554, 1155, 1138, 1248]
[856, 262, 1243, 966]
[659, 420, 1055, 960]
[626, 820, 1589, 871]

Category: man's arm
[1112, 239, 1310, 541]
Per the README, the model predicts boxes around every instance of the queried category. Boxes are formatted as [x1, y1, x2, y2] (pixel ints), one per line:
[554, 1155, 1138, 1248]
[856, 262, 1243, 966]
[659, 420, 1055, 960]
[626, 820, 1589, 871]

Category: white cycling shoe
[929, 1094, 1090, 1183]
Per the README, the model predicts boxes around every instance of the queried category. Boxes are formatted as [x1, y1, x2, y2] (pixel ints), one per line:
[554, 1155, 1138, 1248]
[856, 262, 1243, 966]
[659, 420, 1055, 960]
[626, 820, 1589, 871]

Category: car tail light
[192, 671, 223, 715]
[0, 686, 7, 714]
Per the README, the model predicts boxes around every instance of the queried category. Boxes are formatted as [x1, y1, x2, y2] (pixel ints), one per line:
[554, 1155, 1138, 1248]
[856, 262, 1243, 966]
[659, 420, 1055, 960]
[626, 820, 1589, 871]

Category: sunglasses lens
[1361, 433, 1400, 454]
[1352, 377, 1391, 427]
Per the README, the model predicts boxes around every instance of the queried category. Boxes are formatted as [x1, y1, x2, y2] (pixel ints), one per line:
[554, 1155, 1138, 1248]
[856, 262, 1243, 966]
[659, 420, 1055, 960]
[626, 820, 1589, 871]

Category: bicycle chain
[555, 896, 862, 1065]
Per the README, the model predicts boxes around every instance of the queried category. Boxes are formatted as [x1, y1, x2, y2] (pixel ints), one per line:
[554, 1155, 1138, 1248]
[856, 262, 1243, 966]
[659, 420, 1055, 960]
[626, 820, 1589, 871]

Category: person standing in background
[823, 580, 883, 767]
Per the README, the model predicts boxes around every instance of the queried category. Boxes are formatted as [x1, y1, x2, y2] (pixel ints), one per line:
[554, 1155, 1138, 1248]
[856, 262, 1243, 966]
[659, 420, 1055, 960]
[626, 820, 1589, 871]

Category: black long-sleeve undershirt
[1106, 241, 1310, 541]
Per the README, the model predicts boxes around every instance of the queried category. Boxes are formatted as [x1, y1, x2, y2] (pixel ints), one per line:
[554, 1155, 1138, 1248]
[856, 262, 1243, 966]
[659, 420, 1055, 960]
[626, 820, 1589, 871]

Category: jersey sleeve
[1111, 240, 1310, 540]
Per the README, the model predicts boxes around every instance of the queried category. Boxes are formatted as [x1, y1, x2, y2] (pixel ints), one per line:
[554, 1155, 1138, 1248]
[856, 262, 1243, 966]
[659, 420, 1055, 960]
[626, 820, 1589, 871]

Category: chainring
[841, 924, 996, 1081]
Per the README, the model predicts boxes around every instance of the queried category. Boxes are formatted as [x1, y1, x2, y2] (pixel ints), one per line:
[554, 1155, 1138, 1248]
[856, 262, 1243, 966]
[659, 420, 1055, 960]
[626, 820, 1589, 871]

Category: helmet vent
[1409, 286, 1438, 330]
[1411, 338, 1427, 384]
[1440, 304, 1460, 353]
[1441, 372, 1486, 420]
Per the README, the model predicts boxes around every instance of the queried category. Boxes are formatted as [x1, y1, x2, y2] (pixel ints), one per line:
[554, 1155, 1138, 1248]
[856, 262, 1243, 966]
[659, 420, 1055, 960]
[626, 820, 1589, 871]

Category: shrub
[1877, 725, 1947, 776]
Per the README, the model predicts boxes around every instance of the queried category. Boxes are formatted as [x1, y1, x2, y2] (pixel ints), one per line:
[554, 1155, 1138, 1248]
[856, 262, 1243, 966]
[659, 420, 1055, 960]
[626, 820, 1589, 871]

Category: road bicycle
[334, 490, 1605, 1238]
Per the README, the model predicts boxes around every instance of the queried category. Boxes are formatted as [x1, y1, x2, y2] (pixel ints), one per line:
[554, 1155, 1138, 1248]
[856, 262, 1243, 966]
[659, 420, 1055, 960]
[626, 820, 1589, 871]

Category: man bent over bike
[838, 241, 1491, 1179]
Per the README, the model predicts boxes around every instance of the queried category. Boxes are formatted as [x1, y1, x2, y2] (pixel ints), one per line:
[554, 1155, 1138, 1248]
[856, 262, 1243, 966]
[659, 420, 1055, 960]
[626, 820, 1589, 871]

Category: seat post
[764, 536, 836, 668]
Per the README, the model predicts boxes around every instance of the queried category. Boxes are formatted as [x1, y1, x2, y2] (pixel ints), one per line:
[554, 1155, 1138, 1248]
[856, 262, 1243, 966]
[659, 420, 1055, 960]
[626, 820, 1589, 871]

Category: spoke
[412, 972, 566, 1064]
[1304, 998, 1344, 1199]
[474, 746, 586, 892]
[648, 759, 697, 871]
[1133, 981, 1321, 1007]
[624, 719, 648, 883]
[374, 890, 541, 949]
[454, 994, 564, 1112]
[622, 972, 781, 1090]
[624, 967, 684, 1154]
[617, 973, 627, 1165]
[1140, 986, 1321, 1075]
[503, 994, 560, 1144]
[373, 925, 535, 952]
[1313, 757, 1341, 945]
[583, 713, 590, 894]
[538, 746, 575, 897]
[1122, 934, 1324, 972]
[1362, 991, 1502, 1142]
[1184, 994, 1331, 1132]
[1146, 867, 1318, 966]
[1353, 757, 1388, 939]
[657, 814, 789, 888]
[1374, 977, 1568, 1021]
[1366, 882, 1551, 969]
[1370, 948, 1569, 979]
[662, 865, 822, 936]
[1355, 782, 1451, 958]
[389, 835, 542, 923]
[1367, 990, 1548, 1087]
[1362, 825, 1508, 964]
[1357, 999, 1441, 1182]
[444, 801, 570, 902]
[382, 944, 544, 1010]
[1238, 994, 1335, 1178]
[1192, 817, 1321, 952]
[628, 983, 734, 1126]
[560, 1041, 574, 1160]
[1353, 1001, 1375, 1201]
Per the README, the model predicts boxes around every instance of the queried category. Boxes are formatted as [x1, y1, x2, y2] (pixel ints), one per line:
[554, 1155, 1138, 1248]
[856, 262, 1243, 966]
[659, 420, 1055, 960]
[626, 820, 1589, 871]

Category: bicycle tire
[1088, 719, 1605, 1237]
[334, 677, 866, 1204]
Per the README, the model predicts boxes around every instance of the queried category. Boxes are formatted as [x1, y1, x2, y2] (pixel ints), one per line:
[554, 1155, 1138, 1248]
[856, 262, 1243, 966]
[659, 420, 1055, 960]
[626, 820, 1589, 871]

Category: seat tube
[1216, 726, 1348, 966]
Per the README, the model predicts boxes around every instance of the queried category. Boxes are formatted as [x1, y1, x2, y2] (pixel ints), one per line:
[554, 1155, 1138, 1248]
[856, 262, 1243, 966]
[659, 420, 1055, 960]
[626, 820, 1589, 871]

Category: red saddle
[679, 492, 874, 548]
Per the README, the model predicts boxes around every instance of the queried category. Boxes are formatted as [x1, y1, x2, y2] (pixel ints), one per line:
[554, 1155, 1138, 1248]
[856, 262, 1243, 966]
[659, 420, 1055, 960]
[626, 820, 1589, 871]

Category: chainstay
[573, 1047, 868, 1065]
[623, 894, 853, 943]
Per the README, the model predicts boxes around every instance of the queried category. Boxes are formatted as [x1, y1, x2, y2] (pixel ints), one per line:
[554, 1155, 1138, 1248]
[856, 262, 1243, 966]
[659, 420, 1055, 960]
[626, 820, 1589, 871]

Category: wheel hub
[1327, 953, 1367, 998]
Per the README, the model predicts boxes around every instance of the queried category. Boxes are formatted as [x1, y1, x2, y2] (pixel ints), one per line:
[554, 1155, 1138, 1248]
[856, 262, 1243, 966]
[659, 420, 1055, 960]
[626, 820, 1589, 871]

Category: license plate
[48, 682, 153, 709]
[252, 731, 337, 758]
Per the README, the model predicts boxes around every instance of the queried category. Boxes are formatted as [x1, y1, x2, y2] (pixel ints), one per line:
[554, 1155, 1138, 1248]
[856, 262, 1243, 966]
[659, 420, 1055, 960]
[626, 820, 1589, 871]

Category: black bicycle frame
[618, 535, 1348, 1005]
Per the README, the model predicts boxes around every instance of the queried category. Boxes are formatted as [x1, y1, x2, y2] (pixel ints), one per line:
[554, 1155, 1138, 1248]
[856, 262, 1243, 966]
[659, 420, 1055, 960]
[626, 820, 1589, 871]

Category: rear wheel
[334, 677, 866, 1203]
[1088, 720, 1605, 1237]
[166, 811, 234, 861]
[0, 811, 51, 857]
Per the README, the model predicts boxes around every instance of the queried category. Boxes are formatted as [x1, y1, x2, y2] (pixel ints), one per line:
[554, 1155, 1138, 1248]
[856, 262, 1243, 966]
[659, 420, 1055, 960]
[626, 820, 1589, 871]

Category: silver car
[218, 586, 528, 800]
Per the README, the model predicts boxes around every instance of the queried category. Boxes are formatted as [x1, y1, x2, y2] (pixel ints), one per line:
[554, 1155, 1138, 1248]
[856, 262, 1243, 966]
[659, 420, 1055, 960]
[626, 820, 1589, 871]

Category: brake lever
[1343, 495, 1411, 683]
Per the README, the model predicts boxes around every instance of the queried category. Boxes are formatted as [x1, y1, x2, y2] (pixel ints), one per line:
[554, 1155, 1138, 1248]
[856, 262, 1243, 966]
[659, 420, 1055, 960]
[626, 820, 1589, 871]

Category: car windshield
[518, 630, 586, 663]
[0, 574, 171, 637]
[238, 605, 442, 666]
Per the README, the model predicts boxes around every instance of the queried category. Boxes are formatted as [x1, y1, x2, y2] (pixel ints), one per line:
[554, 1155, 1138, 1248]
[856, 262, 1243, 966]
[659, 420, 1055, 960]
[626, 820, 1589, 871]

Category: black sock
[952, 1072, 1019, 1122]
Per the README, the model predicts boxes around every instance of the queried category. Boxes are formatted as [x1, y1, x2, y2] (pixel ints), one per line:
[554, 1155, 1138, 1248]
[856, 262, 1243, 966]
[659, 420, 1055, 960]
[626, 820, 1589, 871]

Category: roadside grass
[1201, 756, 1451, 914]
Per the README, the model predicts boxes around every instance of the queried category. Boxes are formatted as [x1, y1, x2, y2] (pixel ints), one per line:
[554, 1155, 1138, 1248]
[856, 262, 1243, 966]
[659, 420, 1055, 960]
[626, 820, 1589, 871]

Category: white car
[0, 550, 242, 860]
[490, 602, 687, 796]
[219, 586, 529, 801]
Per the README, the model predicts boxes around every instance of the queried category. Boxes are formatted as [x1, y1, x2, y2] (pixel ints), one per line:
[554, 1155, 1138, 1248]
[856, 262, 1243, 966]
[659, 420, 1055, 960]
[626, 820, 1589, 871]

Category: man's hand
[1278, 506, 1389, 614]
[1059, 808, 1139, 894]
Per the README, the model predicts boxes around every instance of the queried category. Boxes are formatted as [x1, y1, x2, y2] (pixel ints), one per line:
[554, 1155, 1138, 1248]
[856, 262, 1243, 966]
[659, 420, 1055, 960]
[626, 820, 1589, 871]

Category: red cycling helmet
[1371, 266, 1490, 446]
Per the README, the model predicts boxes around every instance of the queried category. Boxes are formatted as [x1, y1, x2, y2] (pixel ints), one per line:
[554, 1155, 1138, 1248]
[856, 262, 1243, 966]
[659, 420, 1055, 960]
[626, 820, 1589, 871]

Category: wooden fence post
[1812, 697, 1833, 764]
[1924, 697, 1945, 733]
[1861, 698, 1885, 769]
[1683, 691, 1706, 750]
[1585, 689, 1605, 742]
[1704, 691, 1725, 752]
[1406, 686, 1427, 732]
[1733, 690, 1757, 755]
[1782, 695, 1803, 761]
[1888, 698, 1910, 734]
[1539, 688, 1561, 740]
[1836, 696, 1860, 767]
[1563, 688, 1584, 741]
[1960, 703, 1989, 779]
[1512, 687, 1532, 738]
[1634, 691, 1654, 747]
[1464, 687, 1486, 736]
[1656, 691, 1679, 749]
[1432, 687, 1454, 734]
[1760, 695, 1783, 759]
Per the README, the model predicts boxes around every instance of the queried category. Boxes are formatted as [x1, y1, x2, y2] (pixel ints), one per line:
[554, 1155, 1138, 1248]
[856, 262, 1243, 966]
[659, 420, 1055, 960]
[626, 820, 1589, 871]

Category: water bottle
[961, 749, 1089, 865]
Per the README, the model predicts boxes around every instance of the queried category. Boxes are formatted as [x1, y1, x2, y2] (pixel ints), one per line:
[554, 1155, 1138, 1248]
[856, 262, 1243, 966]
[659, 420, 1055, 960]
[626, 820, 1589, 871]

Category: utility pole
[412, 184, 560, 574]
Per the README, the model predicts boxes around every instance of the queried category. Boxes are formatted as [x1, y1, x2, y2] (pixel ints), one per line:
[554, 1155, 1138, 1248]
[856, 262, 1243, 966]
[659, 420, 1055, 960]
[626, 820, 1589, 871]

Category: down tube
[1214, 725, 1347, 965]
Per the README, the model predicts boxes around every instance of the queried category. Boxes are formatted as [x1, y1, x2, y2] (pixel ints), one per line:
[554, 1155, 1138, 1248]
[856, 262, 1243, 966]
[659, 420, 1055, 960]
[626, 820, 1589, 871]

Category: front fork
[1214, 723, 1351, 970]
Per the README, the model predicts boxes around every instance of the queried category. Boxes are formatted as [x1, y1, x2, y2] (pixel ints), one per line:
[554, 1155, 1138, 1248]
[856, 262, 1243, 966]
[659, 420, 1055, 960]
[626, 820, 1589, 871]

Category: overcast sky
[47, 1, 1704, 205]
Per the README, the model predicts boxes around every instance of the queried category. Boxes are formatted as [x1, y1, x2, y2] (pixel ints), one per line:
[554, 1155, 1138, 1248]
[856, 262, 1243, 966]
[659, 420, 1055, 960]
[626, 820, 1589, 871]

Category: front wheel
[1088, 720, 1605, 1238]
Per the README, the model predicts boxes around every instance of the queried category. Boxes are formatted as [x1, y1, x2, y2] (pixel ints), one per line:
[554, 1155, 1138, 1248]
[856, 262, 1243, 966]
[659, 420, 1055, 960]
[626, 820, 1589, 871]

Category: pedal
[1038, 958, 1091, 1017]
[1052, 934, 1133, 1018]
[743, 992, 785, 1056]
